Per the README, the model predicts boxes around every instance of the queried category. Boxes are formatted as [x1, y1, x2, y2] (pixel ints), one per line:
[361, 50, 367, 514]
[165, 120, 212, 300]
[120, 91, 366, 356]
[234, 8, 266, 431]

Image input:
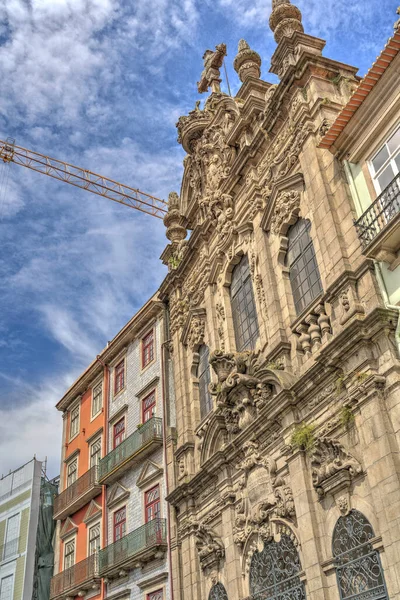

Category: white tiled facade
[105, 313, 171, 600]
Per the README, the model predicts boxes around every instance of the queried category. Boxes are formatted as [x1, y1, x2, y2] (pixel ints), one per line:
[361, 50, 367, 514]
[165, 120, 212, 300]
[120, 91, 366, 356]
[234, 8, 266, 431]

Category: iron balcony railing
[50, 554, 98, 599]
[53, 465, 100, 520]
[98, 417, 163, 482]
[99, 518, 167, 575]
[0, 537, 20, 562]
[354, 172, 400, 249]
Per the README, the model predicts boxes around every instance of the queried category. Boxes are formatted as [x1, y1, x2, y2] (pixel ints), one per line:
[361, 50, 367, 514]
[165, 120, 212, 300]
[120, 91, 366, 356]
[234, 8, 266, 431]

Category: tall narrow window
[197, 345, 212, 419]
[4, 514, 19, 559]
[114, 360, 125, 395]
[67, 459, 78, 487]
[0, 576, 14, 600]
[369, 124, 400, 193]
[142, 391, 156, 423]
[333, 510, 389, 600]
[286, 219, 322, 315]
[208, 583, 229, 600]
[113, 418, 125, 449]
[69, 405, 80, 439]
[145, 485, 160, 522]
[92, 383, 103, 418]
[230, 255, 259, 351]
[113, 507, 126, 542]
[64, 539, 75, 570]
[142, 330, 154, 368]
[90, 438, 102, 468]
[88, 523, 101, 555]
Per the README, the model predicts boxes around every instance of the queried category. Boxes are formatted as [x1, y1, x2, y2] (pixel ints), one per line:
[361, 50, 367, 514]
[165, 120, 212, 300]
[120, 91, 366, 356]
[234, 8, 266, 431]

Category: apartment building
[52, 295, 173, 600]
[0, 459, 56, 600]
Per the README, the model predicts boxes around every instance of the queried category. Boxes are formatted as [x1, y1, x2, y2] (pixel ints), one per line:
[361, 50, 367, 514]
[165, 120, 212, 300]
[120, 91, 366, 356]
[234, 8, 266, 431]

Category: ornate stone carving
[170, 293, 189, 336]
[337, 496, 349, 515]
[198, 44, 227, 94]
[270, 190, 301, 235]
[187, 315, 206, 350]
[233, 441, 295, 547]
[310, 438, 363, 497]
[190, 519, 225, 571]
[269, 0, 304, 44]
[215, 301, 226, 351]
[233, 39, 261, 83]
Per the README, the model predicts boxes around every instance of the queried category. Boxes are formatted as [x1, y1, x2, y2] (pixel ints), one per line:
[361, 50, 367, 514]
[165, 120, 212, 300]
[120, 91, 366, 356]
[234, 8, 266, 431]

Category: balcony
[53, 466, 102, 521]
[98, 417, 163, 484]
[99, 518, 167, 578]
[50, 554, 100, 600]
[355, 173, 400, 268]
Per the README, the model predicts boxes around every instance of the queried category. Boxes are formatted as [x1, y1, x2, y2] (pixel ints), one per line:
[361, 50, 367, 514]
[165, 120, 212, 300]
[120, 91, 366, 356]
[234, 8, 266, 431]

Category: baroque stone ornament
[233, 39, 262, 83]
[190, 519, 225, 571]
[310, 438, 363, 498]
[233, 441, 295, 547]
[209, 350, 295, 433]
[270, 190, 301, 235]
[269, 0, 304, 44]
[197, 44, 227, 94]
[187, 315, 206, 350]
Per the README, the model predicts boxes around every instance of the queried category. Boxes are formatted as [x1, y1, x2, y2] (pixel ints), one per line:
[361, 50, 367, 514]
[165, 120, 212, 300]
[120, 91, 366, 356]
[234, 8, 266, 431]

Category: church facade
[159, 2, 400, 600]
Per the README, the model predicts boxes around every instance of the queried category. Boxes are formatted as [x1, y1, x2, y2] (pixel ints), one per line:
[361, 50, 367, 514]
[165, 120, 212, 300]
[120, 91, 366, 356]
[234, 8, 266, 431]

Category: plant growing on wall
[290, 423, 316, 454]
[340, 405, 355, 430]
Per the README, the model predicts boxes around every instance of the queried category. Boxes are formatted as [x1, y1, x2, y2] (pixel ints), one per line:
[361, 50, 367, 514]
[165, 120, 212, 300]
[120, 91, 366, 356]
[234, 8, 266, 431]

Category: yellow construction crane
[0, 137, 168, 219]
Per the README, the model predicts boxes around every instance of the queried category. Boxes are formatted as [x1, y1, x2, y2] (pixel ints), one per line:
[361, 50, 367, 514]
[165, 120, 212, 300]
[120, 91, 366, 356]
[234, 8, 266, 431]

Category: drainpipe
[374, 263, 400, 356]
[96, 356, 109, 600]
[160, 303, 175, 600]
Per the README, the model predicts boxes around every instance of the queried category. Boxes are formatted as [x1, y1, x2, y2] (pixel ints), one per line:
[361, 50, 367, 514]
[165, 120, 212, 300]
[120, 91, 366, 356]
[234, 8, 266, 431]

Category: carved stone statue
[197, 44, 227, 94]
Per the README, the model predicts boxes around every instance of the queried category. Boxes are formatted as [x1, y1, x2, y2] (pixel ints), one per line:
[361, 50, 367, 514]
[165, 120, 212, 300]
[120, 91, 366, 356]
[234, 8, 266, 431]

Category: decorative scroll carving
[187, 315, 206, 350]
[233, 441, 295, 547]
[190, 519, 225, 571]
[215, 301, 226, 351]
[310, 438, 362, 497]
[270, 190, 300, 235]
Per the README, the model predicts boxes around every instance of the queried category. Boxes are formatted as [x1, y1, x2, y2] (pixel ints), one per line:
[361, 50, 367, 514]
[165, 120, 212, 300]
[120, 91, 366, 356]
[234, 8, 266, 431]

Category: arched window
[249, 535, 306, 600]
[286, 219, 322, 315]
[332, 510, 389, 600]
[230, 255, 259, 351]
[197, 345, 212, 419]
[208, 582, 228, 600]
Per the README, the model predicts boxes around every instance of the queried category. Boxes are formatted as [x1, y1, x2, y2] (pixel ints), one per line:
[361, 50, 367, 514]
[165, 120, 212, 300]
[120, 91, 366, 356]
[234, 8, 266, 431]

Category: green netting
[32, 479, 58, 600]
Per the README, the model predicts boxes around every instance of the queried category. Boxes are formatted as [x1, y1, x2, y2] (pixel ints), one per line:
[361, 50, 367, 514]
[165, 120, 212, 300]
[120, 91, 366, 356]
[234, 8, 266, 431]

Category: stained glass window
[333, 510, 389, 600]
[230, 255, 259, 351]
[249, 535, 306, 600]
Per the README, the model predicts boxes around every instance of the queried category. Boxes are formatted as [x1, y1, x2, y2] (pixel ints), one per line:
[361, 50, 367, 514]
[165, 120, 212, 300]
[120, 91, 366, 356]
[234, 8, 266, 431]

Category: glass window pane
[230, 256, 259, 351]
[372, 145, 390, 172]
[378, 164, 395, 191]
[388, 126, 400, 155]
[395, 153, 400, 173]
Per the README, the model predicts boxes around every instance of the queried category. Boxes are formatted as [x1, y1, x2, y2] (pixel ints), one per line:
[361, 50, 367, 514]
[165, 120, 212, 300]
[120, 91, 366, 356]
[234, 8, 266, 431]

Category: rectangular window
[142, 391, 156, 423]
[142, 330, 154, 368]
[147, 591, 163, 600]
[369, 124, 400, 193]
[114, 360, 125, 395]
[145, 485, 160, 523]
[92, 383, 103, 418]
[69, 405, 80, 439]
[90, 437, 102, 468]
[0, 576, 14, 600]
[64, 539, 75, 570]
[113, 507, 126, 542]
[3, 514, 19, 559]
[113, 418, 125, 449]
[67, 459, 78, 487]
[88, 523, 101, 555]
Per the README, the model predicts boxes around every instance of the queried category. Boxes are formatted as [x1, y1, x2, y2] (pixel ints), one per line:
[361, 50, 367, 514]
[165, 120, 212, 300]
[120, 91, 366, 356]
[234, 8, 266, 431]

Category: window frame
[69, 403, 80, 441]
[0, 575, 14, 600]
[113, 417, 126, 449]
[63, 537, 76, 571]
[230, 254, 260, 352]
[113, 506, 126, 542]
[114, 359, 125, 397]
[89, 436, 102, 469]
[87, 522, 101, 556]
[144, 484, 161, 523]
[368, 123, 400, 194]
[142, 329, 155, 369]
[3, 514, 20, 560]
[142, 390, 156, 423]
[66, 457, 78, 488]
[146, 590, 163, 600]
[197, 345, 213, 420]
[91, 382, 103, 419]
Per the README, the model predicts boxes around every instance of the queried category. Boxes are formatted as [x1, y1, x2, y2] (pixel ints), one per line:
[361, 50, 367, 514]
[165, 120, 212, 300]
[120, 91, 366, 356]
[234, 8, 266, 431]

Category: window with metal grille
[69, 405, 80, 439]
[113, 507, 126, 542]
[147, 590, 163, 600]
[208, 582, 229, 600]
[142, 390, 156, 422]
[90, 437, 102, 468]
[0, 576, 14, 600]
[113, 418, 125, 449]
[197, 345, 212, 419]
[88, 523, 101, 555]
[230, 255, 259, 351]
[92, 383, 103, 418]
[249, 535, 306, 600]
[66, 459, 78, 487]
[145, 485, 160, 522]
[64, 539, 75, 570]
[142, 330, 155, 368]
[369, 124, 400, 193]
[286, 219, 323, 315]
[114, 360, 125, 395]
[333, 510, 389, 600]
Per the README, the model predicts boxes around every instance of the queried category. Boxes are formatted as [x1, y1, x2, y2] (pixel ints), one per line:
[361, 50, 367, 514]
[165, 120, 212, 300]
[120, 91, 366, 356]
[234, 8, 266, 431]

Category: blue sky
[0, 0, 397, 477]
